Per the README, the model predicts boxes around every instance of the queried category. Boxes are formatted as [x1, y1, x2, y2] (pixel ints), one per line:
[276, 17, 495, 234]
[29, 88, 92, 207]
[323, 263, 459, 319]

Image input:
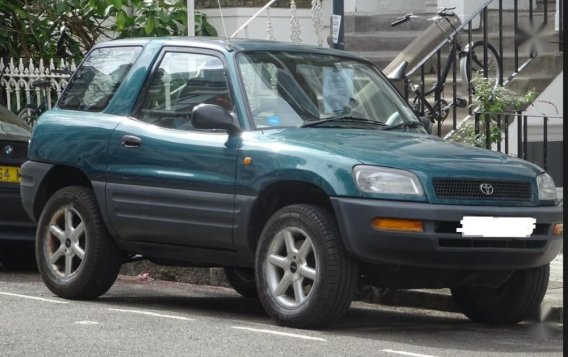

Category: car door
[105, 49, 239, 249]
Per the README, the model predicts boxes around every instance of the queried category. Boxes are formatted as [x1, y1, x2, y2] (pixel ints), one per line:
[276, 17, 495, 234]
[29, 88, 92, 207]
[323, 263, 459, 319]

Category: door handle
[121, 135, 142, 148]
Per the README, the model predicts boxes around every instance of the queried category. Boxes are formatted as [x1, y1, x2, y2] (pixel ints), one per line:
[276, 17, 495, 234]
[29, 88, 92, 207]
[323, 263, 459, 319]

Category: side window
[58, 46, 141, 112]
[138, 52, 233, 131]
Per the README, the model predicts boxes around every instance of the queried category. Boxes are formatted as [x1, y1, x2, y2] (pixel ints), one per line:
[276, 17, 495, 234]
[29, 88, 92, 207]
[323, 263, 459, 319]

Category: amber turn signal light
[553, 224, 563, 235]
[372, 218, 424, 233]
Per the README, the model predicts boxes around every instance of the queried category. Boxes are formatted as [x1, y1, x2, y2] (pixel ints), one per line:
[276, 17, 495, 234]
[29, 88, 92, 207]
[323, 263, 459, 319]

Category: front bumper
[331, 197, 563, 270]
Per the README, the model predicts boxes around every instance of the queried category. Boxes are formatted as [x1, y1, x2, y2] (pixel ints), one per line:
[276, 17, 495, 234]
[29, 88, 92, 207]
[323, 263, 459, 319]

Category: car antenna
[217, 0, 229, 42]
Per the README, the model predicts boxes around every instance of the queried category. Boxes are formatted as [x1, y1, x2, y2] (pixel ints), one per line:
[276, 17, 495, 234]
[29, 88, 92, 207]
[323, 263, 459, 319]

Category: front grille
[439, 238, 546, 249]
[433, 178, 532, 201]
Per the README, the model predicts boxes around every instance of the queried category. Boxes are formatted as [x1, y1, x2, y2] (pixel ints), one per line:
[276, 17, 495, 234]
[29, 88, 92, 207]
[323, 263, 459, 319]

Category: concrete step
[344, 31, 425, 52]
[344, 14, 434, 33]
[483, 8, 557, 33]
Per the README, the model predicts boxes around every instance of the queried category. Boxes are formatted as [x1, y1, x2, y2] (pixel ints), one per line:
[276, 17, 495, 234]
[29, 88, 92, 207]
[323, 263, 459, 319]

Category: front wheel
[36, 186, 123, 299]
[451, 264, 549, 324]
[255, 204, 357, 329]
[460, 41, 502, 91]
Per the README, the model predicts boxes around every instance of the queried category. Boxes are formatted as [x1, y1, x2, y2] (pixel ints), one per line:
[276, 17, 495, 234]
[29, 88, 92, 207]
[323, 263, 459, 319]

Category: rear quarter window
[58, 46, 142, 112]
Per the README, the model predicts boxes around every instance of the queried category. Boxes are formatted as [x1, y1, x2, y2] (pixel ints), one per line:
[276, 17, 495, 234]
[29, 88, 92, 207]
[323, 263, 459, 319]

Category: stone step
[344, 14, 434, 33]
[344, 31, 424, 52]
[359, 49, 547, 76]
[345, 28, 560, 54]
[482, 8, 557, 33]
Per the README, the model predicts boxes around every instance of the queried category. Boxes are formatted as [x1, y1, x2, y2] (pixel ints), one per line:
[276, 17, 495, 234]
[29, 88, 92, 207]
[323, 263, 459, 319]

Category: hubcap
[265, 227, 317, 308]
[45, 205, 86, 280]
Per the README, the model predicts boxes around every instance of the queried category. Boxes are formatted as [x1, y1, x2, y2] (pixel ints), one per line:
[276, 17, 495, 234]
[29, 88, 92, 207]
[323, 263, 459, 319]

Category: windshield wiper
[382, 121, 424, 131]
[300, 116, 387, 128]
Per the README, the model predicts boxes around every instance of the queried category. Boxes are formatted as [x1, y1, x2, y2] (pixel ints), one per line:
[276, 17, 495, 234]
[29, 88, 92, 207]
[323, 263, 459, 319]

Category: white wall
[200, 5, 331, 47]
[344, 0, 429, 15]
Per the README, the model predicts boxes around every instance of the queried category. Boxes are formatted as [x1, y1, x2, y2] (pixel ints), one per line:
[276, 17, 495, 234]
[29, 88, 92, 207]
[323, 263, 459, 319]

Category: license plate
[457, 216, 536, 238]
[0, 166, 21, 183]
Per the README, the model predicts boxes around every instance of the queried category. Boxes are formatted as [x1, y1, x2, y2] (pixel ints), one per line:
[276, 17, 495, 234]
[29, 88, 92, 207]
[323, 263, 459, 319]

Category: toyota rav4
[21, 38, 562, 328]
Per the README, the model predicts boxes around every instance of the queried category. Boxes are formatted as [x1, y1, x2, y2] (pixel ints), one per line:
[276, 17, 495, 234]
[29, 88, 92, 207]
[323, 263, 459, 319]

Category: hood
[261, 128, 543, 180]
[0, 105, 31, 141]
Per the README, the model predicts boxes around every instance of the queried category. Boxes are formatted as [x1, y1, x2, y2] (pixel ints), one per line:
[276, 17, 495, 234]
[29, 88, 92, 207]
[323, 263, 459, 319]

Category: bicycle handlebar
[436, 7, 456, 16]
[391, 13, 413, 27]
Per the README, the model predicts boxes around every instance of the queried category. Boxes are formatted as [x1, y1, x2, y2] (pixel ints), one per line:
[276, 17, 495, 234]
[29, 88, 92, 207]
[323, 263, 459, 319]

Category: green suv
[20, 38, 562, 328]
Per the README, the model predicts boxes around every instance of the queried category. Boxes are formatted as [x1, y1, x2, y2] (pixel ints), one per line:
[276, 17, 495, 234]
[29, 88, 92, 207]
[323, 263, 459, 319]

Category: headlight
[353, 165, 424, 195]
[537, 173, 557, 201]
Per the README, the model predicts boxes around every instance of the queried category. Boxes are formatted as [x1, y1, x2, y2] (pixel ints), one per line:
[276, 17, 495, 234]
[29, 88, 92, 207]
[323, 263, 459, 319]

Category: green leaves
[0, 0, 217, 61]
[450, 75, 537, 148]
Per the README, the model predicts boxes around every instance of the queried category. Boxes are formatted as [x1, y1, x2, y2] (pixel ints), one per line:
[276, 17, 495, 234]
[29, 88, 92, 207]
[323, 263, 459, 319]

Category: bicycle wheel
[17, 105, 38, 127]
[460, 41, 501, 91]
[412, 94, 448, 122]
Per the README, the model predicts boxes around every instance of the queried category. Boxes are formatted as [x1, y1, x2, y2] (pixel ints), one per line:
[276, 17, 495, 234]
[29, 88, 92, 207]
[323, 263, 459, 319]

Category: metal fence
[0, 57, 75, 114]
[473, 111, 563, 186]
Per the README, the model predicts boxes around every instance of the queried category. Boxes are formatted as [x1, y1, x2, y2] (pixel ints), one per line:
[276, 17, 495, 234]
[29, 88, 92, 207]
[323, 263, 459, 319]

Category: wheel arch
[242, 180, 336, 255]
[31, 164, 93, 221]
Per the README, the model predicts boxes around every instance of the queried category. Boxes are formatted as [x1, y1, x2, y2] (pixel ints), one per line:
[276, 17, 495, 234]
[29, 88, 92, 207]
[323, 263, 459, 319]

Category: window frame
[132, 47, 238, 133]
[56, 45, 143, 113]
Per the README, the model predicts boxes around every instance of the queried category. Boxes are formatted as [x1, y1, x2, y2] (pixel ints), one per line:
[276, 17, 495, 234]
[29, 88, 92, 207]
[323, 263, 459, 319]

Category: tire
[17, 105, 38, 127]
[0, 244, 37, 271]
[255, 204, 357, 329]
[36, 186, 123, 299]
[460, 41, 502, 91]
[451, 264, 549, 324]
[224, 267, 258, 298]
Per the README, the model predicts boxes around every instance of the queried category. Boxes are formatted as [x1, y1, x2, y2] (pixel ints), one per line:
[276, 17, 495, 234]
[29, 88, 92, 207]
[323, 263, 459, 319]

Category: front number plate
[0, 166, 21, 183]
[457, 216, 536, 238]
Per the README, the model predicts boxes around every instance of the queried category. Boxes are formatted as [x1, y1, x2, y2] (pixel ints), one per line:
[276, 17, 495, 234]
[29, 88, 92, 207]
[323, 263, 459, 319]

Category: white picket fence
[0, 57, 76, 113]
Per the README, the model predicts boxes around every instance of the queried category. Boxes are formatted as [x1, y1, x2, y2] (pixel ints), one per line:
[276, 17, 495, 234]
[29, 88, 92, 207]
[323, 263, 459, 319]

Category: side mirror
[419, 116, 432, 134]
[191, 104, 240, 133]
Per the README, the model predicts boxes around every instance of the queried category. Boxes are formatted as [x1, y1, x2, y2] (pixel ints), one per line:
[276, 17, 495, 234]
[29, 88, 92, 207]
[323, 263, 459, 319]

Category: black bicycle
[17, 68, 73, 127]
[384, 7, 502, 123]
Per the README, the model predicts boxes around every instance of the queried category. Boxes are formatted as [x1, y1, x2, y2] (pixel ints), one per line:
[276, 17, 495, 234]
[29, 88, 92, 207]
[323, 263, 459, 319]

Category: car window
[238, 51, 421, 130]
[137, 52, 233, 131]
[58, 46, 142, 112]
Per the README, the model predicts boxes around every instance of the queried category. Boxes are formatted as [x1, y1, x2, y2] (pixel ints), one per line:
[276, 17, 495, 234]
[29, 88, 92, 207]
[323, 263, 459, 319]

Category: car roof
[94, 37, 368, 61]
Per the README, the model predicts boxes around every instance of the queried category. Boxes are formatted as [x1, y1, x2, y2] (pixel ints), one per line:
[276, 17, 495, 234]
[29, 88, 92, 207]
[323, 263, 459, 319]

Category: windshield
[237, 51, 424, 133]
[0, 104, 31, 140]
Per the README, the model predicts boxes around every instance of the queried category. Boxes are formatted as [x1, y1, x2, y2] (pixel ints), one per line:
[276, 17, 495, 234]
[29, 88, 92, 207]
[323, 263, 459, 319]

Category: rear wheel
[36, 186, 122, 299]
[17, 105, 38, 127]
[451, 264, 549, 324]
[224, 267, 258, 298]
[255, 204, 357, 328]
[460, 41, 502, 91]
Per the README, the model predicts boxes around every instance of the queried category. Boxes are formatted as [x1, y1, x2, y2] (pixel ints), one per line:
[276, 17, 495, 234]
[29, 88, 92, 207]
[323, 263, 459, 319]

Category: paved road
[0, 271, 563, 357]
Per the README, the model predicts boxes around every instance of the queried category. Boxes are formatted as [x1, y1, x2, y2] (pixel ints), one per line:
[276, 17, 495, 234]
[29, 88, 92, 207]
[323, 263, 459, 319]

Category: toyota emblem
[3, 145, 14, 156]
[480, 183, 494, 195]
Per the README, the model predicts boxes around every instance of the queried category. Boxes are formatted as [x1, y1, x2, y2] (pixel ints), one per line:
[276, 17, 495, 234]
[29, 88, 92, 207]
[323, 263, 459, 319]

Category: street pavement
[0, 270, 563, 357]
[372, 254, 564, 323]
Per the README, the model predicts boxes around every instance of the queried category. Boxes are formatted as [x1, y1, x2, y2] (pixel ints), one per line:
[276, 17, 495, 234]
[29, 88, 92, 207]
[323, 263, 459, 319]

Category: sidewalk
[367, 254, 563, 323]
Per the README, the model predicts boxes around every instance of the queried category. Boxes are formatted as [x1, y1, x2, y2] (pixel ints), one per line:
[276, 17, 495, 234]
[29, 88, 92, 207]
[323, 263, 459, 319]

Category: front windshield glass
[237, 51, 424, 132]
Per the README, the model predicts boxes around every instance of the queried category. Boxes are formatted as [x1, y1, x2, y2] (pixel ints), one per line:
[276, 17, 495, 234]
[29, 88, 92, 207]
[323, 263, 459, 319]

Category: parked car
[21, 38, 562, 328]
[0, 104, 36, 270]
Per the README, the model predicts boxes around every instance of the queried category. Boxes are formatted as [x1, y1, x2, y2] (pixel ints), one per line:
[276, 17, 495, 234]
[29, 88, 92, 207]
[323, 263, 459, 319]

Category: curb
[120, 262, 563, 324]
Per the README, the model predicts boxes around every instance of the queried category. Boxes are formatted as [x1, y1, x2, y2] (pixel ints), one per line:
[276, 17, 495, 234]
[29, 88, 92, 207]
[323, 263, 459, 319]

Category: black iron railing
[395, 0, 563, 138]
[473, 111, 563, 185]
